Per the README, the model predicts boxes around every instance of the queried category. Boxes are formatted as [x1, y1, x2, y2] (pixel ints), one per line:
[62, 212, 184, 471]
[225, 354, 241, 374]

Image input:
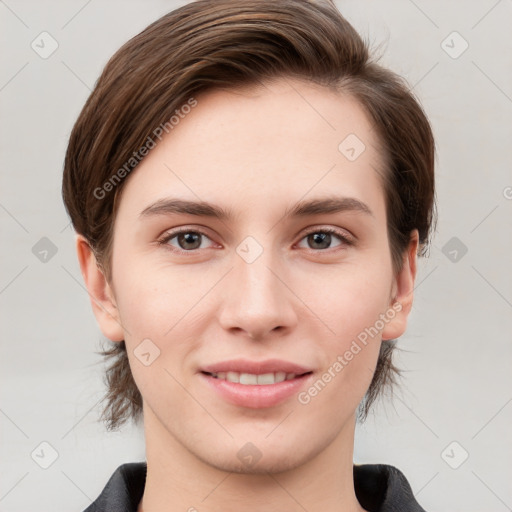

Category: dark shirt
[83, 462, 427, 512]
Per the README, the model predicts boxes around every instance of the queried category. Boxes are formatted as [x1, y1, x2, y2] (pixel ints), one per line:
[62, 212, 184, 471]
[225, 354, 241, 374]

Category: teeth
[275, 371, 287, 383]
[226, 371, 239, 383]
[258, 372, 276, 385]
[209, 371, 298, 385]
[240, 373, 258, 385]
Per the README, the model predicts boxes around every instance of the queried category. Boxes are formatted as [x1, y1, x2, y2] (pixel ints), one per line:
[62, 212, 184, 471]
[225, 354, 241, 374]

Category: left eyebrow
[283, 196, 374, 219]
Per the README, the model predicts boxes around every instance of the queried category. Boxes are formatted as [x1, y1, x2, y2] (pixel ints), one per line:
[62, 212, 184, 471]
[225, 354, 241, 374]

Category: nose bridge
[238, 254, 278, 303]
[235, 242, 284, 310]
[218, 239, 296, 338]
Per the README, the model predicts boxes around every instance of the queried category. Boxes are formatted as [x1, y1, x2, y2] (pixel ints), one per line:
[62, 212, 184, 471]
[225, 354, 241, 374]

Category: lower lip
[200, 372, 313, 408]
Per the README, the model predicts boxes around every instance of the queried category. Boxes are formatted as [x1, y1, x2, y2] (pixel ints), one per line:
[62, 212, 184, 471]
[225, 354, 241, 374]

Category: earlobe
[75, 234, 125, 342]
[381, 230, 419, 341]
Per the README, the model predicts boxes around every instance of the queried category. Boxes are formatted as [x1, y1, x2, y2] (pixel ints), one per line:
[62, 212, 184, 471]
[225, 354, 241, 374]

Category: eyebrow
[139, 196, 373, 220]
[285, 196, 373, 218]
[139, 198, 233, 220]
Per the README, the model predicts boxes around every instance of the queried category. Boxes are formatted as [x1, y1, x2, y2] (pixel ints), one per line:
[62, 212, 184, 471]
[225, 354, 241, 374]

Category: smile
[205, 371, 299, 385]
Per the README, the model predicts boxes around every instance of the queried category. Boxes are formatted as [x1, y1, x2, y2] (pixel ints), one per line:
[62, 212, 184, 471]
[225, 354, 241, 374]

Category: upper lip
[200, 359, 313, 375]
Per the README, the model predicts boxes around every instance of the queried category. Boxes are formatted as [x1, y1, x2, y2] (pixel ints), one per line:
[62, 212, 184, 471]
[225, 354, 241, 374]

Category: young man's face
[81, 78, 416, 473]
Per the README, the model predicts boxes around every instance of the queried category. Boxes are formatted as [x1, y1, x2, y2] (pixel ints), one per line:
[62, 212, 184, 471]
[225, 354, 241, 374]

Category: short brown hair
[62, 0, 435, 430]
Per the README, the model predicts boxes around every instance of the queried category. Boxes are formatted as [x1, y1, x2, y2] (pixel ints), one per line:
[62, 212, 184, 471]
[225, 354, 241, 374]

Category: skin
[77, 78, 418, 512]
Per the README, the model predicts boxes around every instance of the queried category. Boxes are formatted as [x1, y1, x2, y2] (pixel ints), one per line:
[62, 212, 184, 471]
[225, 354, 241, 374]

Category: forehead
[114, 78, 387, 222]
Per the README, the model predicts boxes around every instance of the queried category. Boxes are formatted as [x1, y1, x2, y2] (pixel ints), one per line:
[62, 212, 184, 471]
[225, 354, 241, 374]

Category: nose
[218, 248, 298, 341]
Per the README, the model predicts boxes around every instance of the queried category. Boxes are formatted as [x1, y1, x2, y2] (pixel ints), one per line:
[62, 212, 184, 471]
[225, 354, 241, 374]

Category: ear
[75, 234, 124, 342]
[381, 230, 419, 341]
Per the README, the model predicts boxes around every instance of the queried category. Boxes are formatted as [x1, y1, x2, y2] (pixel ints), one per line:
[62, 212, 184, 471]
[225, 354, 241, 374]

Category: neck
[138, 407, 365, 512]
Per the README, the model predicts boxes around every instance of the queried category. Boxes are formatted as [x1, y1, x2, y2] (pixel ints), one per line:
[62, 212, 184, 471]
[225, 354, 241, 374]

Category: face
[81, 78, 416, 474]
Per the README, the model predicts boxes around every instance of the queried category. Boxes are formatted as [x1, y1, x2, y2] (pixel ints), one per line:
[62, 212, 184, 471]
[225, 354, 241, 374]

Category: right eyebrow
[139, 198, 233, 221]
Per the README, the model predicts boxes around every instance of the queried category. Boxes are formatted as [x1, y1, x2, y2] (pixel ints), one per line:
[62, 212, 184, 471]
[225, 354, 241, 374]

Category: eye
[296, 228, 353, 251]
[157, 229, 216, 252]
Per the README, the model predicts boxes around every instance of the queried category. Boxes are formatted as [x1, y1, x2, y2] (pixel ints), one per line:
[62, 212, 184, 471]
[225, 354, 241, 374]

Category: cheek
[300, 262, 392, 392]
[115, 268, 197, 416]
[306, 263, 392, 339]
[112, 258, 206, 381]
[113, 255, 194, 335]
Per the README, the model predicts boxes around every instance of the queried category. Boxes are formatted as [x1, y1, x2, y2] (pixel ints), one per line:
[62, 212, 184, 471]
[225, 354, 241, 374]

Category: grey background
[1, 1, 511, 511]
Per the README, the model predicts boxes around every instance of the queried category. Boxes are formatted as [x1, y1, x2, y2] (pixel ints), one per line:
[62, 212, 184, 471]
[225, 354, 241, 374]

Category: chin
[209, 451, 310, 475]
[191, 434, 320, 476]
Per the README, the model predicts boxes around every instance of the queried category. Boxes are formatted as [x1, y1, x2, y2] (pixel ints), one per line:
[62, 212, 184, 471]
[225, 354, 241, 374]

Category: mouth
[201, 370, 311, 385]
[199, 359, 314, 408]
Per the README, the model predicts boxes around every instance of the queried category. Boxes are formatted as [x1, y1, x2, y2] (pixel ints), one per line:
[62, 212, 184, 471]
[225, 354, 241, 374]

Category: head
[62, 0, 435, 471]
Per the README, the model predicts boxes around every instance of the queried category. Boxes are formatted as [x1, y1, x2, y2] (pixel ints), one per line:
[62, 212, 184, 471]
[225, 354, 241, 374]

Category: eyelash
[156, 227, 354, 254]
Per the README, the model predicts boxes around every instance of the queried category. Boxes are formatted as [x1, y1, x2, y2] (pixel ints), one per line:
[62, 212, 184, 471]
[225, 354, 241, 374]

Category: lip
[199, 359, 314, 408]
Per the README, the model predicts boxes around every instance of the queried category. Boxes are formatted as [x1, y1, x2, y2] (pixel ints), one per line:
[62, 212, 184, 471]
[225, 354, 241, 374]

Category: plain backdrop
[1, 1, 511, 511]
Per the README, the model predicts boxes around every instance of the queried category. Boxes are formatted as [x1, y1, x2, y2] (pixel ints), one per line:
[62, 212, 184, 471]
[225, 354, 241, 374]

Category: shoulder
[354, 463, 427, 511]
[82, 462, 146, 512]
